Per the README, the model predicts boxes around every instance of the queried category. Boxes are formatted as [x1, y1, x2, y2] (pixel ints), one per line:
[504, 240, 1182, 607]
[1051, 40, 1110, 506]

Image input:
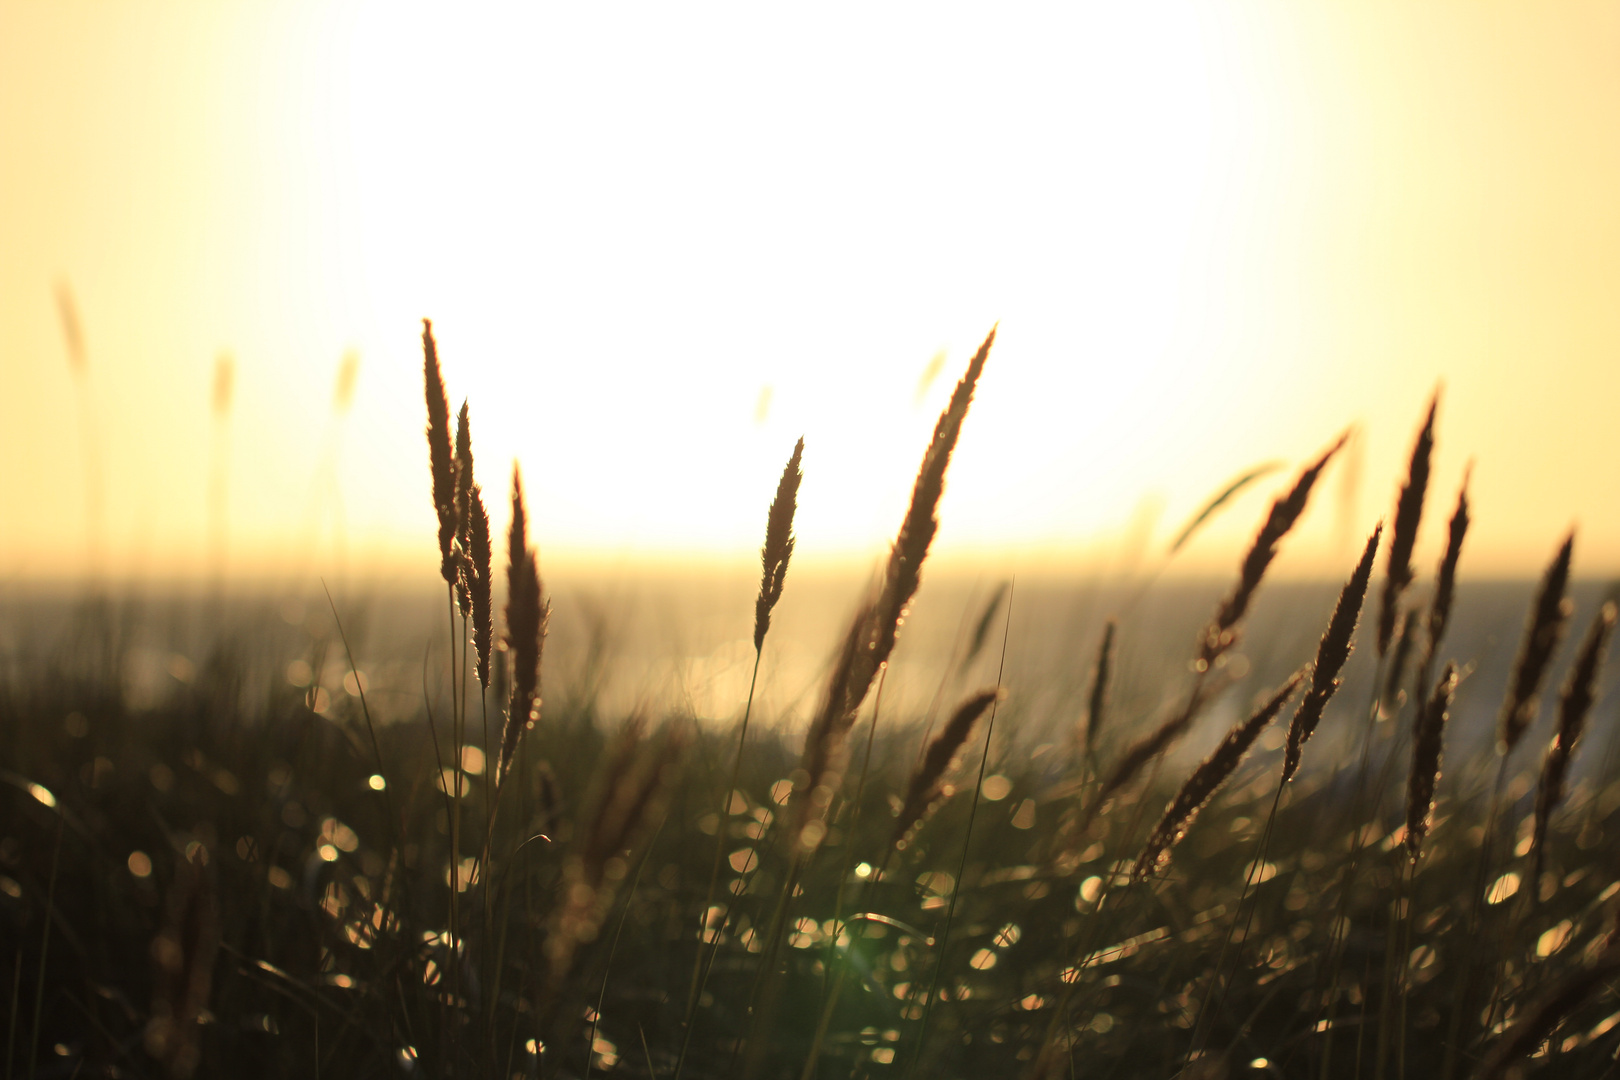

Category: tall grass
[4, 320, 1620, 1080]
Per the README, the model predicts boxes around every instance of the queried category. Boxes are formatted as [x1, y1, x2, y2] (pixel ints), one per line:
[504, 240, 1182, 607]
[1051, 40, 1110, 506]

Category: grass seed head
[1532, 601, 1617, 881]
[848, 326, 994, 717]
[794, 599, 877, 854]
[964, 581, 1012, 669]
[1083, 619, 1117, 755]
[1424, 466, 1471, 667]
[500, 465, 547, 784]
[453, 401, 475, 616]
[1199, 432, 1346, 667]
[1498, 533, 1575, 755]
[891, 687, 1004, 851]
[1379, 392, 1437, 655]
[754, 437, 803, 653]
[1134, 671, 1304, 879]
[421, 320, 458, 586]
[1091, 674, 1229, 815]
[1406, 661, 1458, 863]
[1381, 608, 1420, 714]
[468, 483, 494, 687]
[1283, 522, 1381, 782]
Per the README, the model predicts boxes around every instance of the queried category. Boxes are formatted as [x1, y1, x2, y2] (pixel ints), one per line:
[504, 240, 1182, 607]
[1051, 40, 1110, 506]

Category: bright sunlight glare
[2, 3, 1619, 580]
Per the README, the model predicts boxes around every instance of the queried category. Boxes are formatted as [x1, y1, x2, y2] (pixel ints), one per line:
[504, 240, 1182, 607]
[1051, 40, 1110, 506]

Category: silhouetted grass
[3, 337, 1620, 1080]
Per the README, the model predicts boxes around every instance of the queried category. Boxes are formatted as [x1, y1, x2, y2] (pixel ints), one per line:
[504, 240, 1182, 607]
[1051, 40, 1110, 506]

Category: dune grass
[2, 334, 1620, 1080]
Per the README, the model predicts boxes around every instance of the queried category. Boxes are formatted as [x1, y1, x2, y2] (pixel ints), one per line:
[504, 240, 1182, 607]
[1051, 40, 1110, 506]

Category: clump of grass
[23, 335, 1620, 1080]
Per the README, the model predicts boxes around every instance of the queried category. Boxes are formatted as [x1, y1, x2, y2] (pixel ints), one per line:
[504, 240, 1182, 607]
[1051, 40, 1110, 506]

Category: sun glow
[2, 3, 1619, 580]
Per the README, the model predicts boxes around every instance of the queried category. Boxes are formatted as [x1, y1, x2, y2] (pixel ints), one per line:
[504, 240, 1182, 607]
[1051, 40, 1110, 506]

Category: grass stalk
[445, 584, 463, 1070]
[907, 580, 1013, 1076]
[322, 581, 400, 851]
[1184, 775, 1285, 1064]
[26, 814, 62, 1080]
[1313, 651, 1389, 1080]
[1438, 755, 1509, 1080]
[7, 951, 20, 1080]
[1397, 856, 1415, 1080]
[799, 668, 890, 1080]
[683, 648, 762, 1026]
[584, 815, 665, 1080]
[671, 657, 764, 1080]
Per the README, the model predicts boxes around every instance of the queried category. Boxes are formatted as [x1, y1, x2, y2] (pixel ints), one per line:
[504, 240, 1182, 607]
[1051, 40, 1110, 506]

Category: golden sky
[2, 2, 1618, 584]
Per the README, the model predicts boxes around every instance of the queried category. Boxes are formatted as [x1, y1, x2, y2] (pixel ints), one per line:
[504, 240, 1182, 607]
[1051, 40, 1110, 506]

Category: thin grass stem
[1185, 774, 1285, 1065]
[1439, 755, 1510, 1080]
[800, 668, 889, 1080]
[907, 580, 1013, 1076]
[584, 815, 665, 1080]
[26, 814, 63, 1080]
[446, 585, 463, 1072]
[7, 950, 20, 1080]
[322, 581, 401, 852]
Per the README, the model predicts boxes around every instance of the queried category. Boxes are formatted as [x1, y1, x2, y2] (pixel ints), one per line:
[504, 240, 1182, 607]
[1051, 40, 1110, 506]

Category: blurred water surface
[4, 569, 1616, 797]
